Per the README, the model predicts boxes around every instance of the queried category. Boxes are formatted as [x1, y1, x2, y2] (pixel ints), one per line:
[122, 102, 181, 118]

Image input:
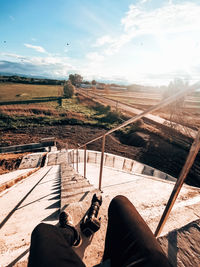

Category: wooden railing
[68, 86, 199, 237]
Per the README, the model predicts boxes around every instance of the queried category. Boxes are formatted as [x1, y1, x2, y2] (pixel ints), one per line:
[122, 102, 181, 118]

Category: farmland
[0, 82, 200, 186]
[81, 88, 200, 129]
[0, 83, 62, 101]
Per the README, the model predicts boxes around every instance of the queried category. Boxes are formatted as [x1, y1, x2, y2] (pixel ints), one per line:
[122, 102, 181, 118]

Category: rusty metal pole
[155, 129, 200, 237]
[68, 151, 71, 165]
[76, 149, 78, 172]
[73, 150, 74, 169]
[84, 145, 87, 179]
[99, 135, 106, 191]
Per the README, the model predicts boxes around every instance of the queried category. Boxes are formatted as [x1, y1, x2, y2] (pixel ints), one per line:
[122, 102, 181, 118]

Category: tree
[63, 80, 75, 98]
[162, 78, 188, 100]
[84, 81, 90, 85]
[69, 74, 83, 86]
[162, 78, 192, 136]
[104, 84, 110, 95]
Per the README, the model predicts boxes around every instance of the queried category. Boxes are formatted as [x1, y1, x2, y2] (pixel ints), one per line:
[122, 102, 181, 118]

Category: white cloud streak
[121, 2, 200, 33]
[140, 0, 149, 4]
[94, 2, 200, 55]
[86, 52, 104, 61]
[93, 35, 114, 47]
[24, 43, 47, 53]
[0, 51, 77, 78]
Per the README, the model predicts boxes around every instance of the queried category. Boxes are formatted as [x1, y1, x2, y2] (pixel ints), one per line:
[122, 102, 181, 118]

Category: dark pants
[103, 195, 171, 267]
[28, 195, 171, 267]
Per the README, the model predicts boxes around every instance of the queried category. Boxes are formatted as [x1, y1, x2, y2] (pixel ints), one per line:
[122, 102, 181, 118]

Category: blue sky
[1, 0, 200, 85]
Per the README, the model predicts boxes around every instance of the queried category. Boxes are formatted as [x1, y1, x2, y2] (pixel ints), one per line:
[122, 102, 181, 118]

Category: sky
[1, 0, 200, 86]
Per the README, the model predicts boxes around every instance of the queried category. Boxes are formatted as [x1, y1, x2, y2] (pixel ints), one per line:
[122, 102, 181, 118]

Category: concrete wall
[0, 140, 55, 154]
[68, 149, 176, 182]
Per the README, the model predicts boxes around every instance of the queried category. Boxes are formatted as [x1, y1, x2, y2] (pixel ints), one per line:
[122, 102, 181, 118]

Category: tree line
[0, 75, 64, 85]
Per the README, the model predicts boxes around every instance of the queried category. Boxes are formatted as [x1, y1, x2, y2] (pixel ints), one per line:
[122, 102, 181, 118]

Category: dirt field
[91, 89, 200, 129]
[0, 153, 26, 174]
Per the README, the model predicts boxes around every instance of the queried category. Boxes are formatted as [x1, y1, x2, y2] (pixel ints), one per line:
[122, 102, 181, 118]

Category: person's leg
[28, 223, 85, 267]
[103, 195, 171, 267]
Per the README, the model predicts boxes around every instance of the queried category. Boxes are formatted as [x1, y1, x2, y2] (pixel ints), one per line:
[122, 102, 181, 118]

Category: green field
[0, 83, 62, 101]
[0, 90, 124, 130]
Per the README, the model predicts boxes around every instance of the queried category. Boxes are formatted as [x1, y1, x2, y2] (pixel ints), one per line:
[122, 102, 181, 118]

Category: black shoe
[59, 211, 82, 247]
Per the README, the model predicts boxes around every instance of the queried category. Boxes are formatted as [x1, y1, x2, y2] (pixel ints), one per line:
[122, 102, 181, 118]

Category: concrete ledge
[19, 153, 45, 169]
[0, 139, 56, 154]
[0, 168, 39, 193]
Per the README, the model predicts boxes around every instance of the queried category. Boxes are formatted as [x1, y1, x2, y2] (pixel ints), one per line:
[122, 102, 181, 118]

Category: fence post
[84, 145, 87, 179]
[116, 100, 118, 111]
[99, 135, 106, 191]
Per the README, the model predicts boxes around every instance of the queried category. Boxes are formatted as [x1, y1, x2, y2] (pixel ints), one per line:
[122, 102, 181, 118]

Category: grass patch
[0, 83, 62, 101]
[61, 97, 97, 117]
[0, 95, 125, 130]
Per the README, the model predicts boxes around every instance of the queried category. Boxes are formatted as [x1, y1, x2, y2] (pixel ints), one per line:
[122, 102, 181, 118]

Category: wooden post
[84, 145, 87, 179]
[99, 135, 106, 191]
[116, 100, 118, 111]
[76, 149, 78, 172]
[155, 129, 200, 237]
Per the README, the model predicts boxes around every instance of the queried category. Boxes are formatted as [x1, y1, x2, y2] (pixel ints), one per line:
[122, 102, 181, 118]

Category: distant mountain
[0, 72, 129, 86]
[0, 74, 65, 85]
[0, 72, 64, 80]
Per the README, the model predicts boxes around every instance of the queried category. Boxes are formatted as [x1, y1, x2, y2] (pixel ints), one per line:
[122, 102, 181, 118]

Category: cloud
[93, 35, 114, 47]
[140, 0, 149, 3]
[86, 52, 104, 61]
[0, 51, 78, 78]
[24, 43, 47, 53]
[121, 2, 200, 34]
[94, 2, 200, 55]
[1, 53, 26, 60]
[0, 59, 76, 78]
